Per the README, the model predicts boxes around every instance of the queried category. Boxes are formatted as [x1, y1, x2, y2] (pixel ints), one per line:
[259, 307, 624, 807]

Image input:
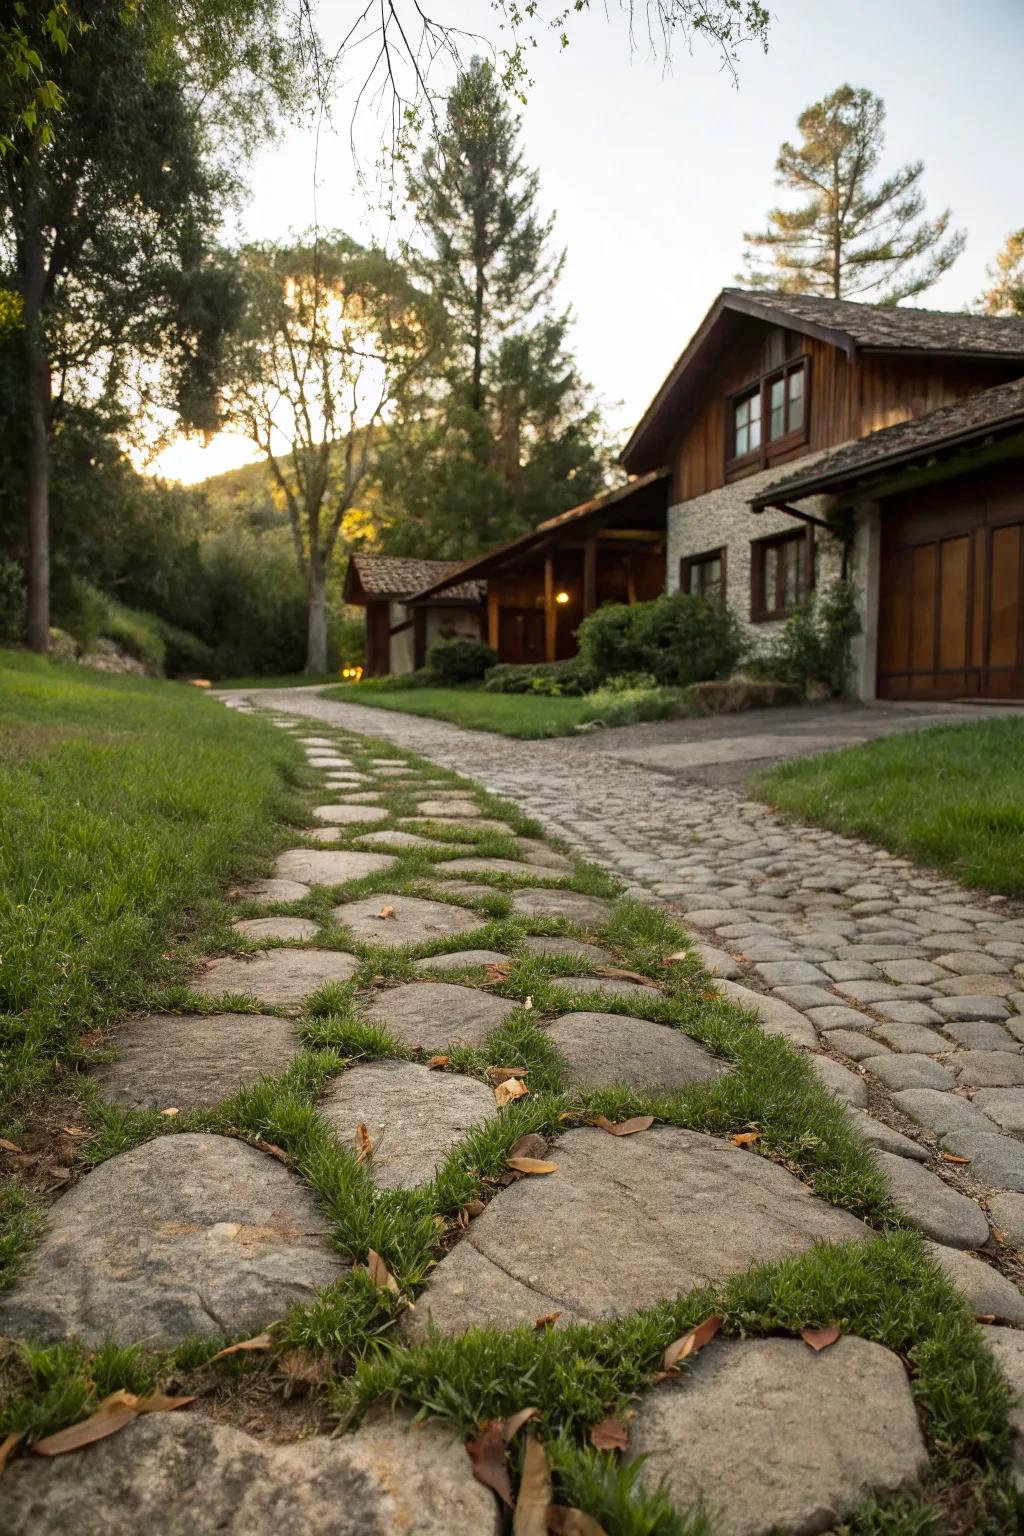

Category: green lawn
[756, 717, 1024, 896]
[323, 682, 677, 737]
[0, 649, 300, 1128]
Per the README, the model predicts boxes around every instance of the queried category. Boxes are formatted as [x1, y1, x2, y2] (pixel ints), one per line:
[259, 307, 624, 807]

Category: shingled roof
[750, 376, 1024, 508]
[723, 289, 1024, 357]
[343, 555, 485, 604]
[621, 287, 1024, 474]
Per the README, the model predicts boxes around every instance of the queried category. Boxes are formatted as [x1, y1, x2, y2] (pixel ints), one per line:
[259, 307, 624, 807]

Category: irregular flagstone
[400, 816, 518, 836]
[846, 1109, 928, 1162]
[808, 1054, 868, 1107]
[628, 1337, 930, 1536]
[522, 935, 614, 965]
[440, 880, 509, 904]
[405, 1126, 867, 1338]
[319, 1061, 496, 1188]
[362, 982, 518, 1049]
[508, 887, 615, 927]
[981, 1326, 1024, 1489]
[331, 893, 485, 946]
[552, 974, 659, 1001]
[313, 804, 388, 825]
[434, 857, 549, 879]
[875, 1151, 989, 1248]
[693, 942, 743, 979]
[230, 877, 310, 904]
[275, 849, 396, 885]
[862, 1054, 956, 1091]
[0, 1412, 499, 1536]
[953, 1050, 1024, 1087]
[413, 949, 509, 973]
[936, 1130, 1024, 1192]
[516, 839, 573, 871]
[231, 916, 319, 941]
[354, 830, 460, 853]
[192, 948, 358, 1006]
[416, 799, 484, 818]
[305, 826, 343, 844]
[0, 1135, 343, 1347]
[924, 1241, 1024, 1323]
[94, 1013, 300, 1109]
[989, 1191, 1024, 1245]
[973, 1088, 1024, 1133]
[715, 979, 818, 1050]
[546, 1012, 726, 1092]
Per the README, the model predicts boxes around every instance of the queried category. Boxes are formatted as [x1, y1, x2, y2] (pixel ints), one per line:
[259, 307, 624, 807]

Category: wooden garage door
[878, 469, 1024, 700]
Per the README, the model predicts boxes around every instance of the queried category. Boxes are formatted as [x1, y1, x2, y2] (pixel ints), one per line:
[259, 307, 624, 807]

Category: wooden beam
[544, 554, 556, 663]
[624, 555, 637, 605]
[582, 535, 597, 617]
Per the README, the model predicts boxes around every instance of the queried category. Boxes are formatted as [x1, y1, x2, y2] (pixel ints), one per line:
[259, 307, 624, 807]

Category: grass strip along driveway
[758, 717, 1024, 898]
[0, 675, 1019, 1532]
[323, 682, 676, 737]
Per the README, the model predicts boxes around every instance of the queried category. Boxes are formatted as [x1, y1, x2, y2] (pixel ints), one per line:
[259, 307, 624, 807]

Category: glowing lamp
[554, 590, 570, 605]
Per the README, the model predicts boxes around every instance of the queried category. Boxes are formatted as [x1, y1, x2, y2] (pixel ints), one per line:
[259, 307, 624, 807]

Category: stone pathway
[2, 692, 1022, 1531]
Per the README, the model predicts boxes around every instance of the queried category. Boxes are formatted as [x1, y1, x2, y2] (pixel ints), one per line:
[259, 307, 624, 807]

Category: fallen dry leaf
[354, 1124, 373, 1163]
[426, 1055, 450, 1069]
[594, 967, 653, 987]
[488, 1066, 530, 1083]
[0, 1138, 23, 1154]
[800, 1325, 840, 1352]
[974, 1313, 996, 1324]
[465, 1198, 486, 1218]
[589, 1417, 629, 1452]
[662, 951, 690, 966]
[993, 1226, 1007, 1246]
[365, 1248, 399, 1294]
[941, 1152, 971, 1165]
[0, 1431, 22, 1477]
[484, 962, 511, 983]
[503, 1406, 539, 1441]
[255, 1139, 292, 1165]
[209, 1331, 275, 1362]
[730, 1130, 762, 1147]
[590, 1114, 654, 1137]
[514, 1435, 552, 1536]
[495, 1077, 529, 1108]
[547, 1508, 609, 1535]
[377, 905, 397, 920]
[533, 1311, 562, 1330]
[510, 1133, 548, 1161]
[522, 997, 533, 1011]
[507, 1156, 558, 1175]
[660, 1314, 722, 1375]
[160, 1108, 179, 1118]
[32, 1389, 194, 1457]
[467, 1421, 513, 1506]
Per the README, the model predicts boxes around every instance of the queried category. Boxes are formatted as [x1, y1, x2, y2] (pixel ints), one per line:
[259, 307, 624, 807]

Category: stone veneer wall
[665, 447, 878, 698]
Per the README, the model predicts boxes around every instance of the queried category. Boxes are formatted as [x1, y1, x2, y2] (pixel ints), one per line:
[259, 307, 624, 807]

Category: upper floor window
[728, 358, 810, 473]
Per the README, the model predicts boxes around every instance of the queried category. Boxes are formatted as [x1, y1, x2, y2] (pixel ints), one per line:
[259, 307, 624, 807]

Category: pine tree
[741, 85, 965, 305]
[376, 58, 610, 558]
[978, 230, 1024, 316]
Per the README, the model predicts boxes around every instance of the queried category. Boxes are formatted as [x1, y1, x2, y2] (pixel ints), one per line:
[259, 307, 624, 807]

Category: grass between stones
[755, 717, 1024, 898]
[0, 700, 1020, 1532]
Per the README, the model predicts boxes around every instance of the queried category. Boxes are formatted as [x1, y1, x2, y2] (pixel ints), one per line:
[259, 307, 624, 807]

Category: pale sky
[152, 0, 1024, 481]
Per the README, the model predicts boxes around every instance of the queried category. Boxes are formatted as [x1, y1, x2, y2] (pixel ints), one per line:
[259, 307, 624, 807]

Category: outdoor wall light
[340, 665, 364, 681]
[555, 590, 570, 605]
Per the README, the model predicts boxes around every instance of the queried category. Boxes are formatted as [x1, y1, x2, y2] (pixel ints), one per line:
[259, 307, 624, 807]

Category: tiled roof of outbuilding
[346, 555, 485, 602]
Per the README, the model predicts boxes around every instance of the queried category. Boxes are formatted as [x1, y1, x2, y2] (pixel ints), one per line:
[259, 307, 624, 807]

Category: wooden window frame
[750, 527, 815, 623]
[680, 546, 728, 600]
[726, 355, 811, 478]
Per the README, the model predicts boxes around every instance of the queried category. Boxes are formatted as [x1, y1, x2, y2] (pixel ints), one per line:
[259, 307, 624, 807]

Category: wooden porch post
[487, 589, 500, 653]
[543, 554, 556, 662]
[582, 535, 598, 617]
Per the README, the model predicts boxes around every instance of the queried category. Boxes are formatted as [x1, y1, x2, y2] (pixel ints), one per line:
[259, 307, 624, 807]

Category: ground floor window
[750, 527, 813, 621]
[680, 546, 726, 600]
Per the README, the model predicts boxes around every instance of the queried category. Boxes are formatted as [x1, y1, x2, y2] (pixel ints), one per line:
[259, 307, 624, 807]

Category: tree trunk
[23, 191, 51, 653]
[305, 556, 328, 674]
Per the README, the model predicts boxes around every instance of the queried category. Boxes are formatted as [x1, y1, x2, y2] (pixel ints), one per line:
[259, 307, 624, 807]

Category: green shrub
[428, 635, 497, 683]
[761, 581, 861, 696]
[358, 667, 439, 691]
[577, 593, 747, 689]
[53, 576, 109, 652]
[0, 557, 24, 641]
[578, 683, 679, 728]
[484, 657, 597, 696]
[103, 603, 166, 673]
[151, 616, 215, 677]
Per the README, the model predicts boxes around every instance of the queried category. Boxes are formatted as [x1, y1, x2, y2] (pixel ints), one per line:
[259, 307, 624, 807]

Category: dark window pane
[763, 546, 779, 608]
[782, 542, 801, 609]
[788, 391, 804, 432]
[750, 413, 762, 450]
[735, 423, 749, 456]
[789, 365, 804, 400]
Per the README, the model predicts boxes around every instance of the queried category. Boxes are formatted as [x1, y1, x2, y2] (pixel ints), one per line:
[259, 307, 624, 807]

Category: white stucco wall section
[666, 446, 880, 697]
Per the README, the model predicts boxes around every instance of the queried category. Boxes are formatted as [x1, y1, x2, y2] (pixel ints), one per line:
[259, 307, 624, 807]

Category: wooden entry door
[498, 607, 545, 665]
[878, 474, 1024, 700]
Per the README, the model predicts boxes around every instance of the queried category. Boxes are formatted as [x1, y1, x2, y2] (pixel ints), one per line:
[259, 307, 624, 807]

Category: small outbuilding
[342, 555, 486, 676]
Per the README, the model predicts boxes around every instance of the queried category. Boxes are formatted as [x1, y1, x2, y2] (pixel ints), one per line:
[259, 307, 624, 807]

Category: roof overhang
[407, 470, 670, 603]
[342, 557, 367, 605]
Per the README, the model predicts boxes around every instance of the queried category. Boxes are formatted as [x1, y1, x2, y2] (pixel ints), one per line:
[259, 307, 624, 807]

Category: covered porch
[409, 471, 669, 665]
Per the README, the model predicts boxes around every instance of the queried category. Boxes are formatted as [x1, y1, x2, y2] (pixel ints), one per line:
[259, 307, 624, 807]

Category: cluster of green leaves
[576, 591, 747, 690]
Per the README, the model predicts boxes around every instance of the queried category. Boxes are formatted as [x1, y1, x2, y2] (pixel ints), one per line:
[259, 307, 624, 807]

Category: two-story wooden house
[622, 289, 1024, 700]
[405, 287, 1024, 699]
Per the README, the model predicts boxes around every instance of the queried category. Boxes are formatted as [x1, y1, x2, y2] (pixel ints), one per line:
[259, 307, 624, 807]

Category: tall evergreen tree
[376, 58, 610, 559]
[978, 230, 1024, 316]
[741, 85, 965, 304]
